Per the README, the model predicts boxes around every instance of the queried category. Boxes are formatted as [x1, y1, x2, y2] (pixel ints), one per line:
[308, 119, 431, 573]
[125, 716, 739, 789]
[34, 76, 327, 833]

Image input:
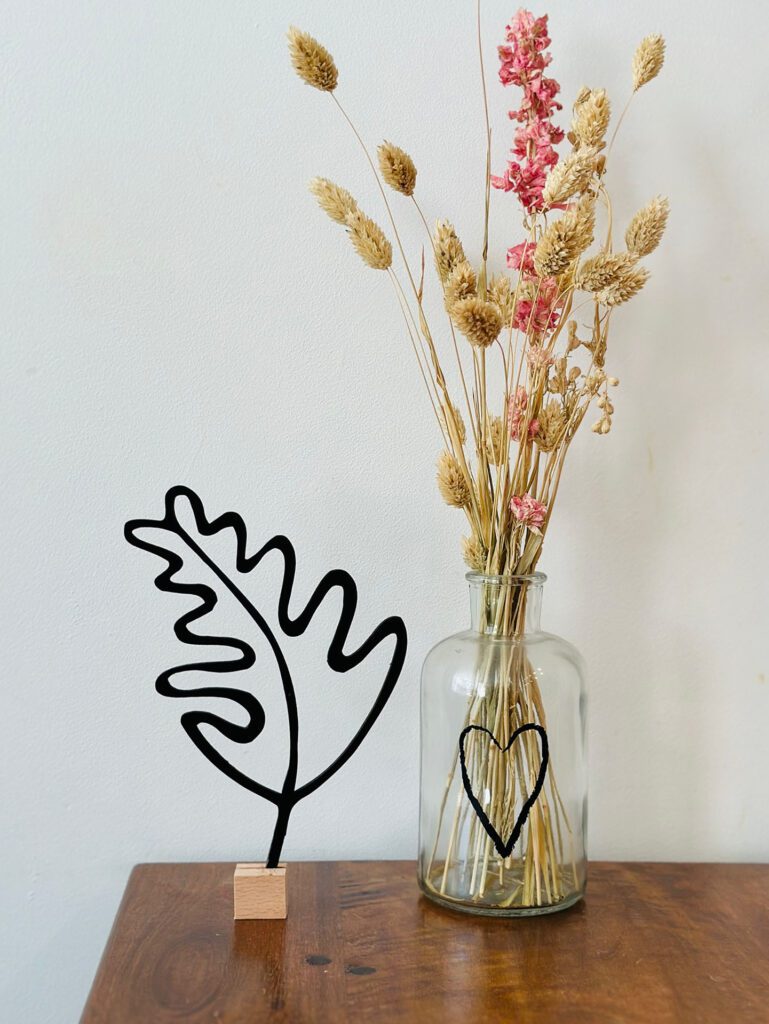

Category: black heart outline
[458, 723, 549, 859]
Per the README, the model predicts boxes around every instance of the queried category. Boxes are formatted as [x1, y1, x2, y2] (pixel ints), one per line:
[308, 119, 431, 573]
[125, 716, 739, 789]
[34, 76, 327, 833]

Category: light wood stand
[233, 863, 287, 920]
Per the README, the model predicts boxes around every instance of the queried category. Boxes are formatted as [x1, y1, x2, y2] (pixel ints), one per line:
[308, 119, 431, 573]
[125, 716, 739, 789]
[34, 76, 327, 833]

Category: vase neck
[467, 572, 545, 637]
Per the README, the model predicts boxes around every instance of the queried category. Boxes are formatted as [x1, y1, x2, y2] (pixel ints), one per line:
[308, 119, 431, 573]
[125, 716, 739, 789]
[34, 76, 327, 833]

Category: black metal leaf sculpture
[125, 485, 407, 866]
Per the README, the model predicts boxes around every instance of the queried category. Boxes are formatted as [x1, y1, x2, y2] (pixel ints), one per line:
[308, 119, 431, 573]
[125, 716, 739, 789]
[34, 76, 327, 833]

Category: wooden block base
[233, 863, 287, 920]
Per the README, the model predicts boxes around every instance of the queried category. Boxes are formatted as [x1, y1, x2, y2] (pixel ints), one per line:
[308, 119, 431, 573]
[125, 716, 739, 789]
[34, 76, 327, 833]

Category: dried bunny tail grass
[462, 534, 487, 572]
[572, 195, 596, 251]
[598, 265, 650, 306]
[485, 415, 506, 465]
[450, 296, 503, 349]
[287, 27, 338, 92]
[378, 141, 417, 197]
[434, 221, 466, 284]
[441, 399, 467, 446]
[625, 195, 670, 257]
[534, 222, 573, 279]
[436, 451, 471, 508]
[542, 146, 598, 207]
[345, 209, 392, 269]
[632, 34, 665, 92]
[573, 85, 592, 108]
[444, 260, 477, 309]
[308, 177, 358, 224]
[576, 251, 637, 291]
[488, 273, 515, 324]
[572, 89, 611, 148]
[534, 401, 567, 452]
[534, 196, 595, 278]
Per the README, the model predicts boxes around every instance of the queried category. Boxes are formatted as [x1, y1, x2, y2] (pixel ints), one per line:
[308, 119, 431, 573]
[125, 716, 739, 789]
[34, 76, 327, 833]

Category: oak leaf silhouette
[125, 485, 407, 866]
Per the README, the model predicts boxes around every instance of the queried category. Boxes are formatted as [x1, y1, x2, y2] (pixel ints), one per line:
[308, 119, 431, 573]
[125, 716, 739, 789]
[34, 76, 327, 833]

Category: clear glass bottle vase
[418, 572, 587, 916]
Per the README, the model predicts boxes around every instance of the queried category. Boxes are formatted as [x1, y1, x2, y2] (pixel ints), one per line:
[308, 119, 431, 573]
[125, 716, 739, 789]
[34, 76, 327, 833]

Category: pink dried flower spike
[492, 9, 563, 214]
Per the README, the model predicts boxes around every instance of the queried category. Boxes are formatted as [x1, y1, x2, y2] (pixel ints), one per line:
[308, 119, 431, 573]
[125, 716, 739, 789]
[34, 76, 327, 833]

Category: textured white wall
[3, 0, 768, 1019]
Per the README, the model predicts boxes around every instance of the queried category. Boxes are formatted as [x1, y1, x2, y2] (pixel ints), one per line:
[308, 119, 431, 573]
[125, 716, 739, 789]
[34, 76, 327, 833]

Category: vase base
[418, 877, 584, 918]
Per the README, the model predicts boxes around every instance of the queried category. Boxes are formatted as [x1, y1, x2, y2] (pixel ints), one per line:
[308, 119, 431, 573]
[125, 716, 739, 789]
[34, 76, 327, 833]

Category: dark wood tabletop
[81, 861, 769, 1023]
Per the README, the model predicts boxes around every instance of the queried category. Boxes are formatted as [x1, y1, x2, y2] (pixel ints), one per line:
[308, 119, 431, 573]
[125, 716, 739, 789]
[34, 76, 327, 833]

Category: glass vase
[418, 572, 587, 916]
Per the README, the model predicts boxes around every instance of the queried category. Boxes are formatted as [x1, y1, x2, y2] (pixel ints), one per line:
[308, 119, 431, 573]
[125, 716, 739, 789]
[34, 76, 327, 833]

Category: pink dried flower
[506, 241, 537, 274]
[493, 9, 563, 214]
[492, 161, 550, 211]
[509, 274, 562, 336]
[507, 384, 527, 423]
[507, 386, 539, 441]
[516, 293, 560, 335]
[510, 492, 548, 531]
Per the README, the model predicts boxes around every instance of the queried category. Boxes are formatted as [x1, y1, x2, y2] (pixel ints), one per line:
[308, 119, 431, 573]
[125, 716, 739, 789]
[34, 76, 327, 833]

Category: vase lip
[465, 570, 547, 586]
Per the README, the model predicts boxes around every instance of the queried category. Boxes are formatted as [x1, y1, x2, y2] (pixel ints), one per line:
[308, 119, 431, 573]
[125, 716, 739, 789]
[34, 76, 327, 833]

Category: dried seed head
[485, 415, 506, 465]
[574, 85, 592, 108]
[433, 221, 466, 284]
[547, 355, 569, 396]
[572, 195, 596, 252]
[345, 209, 392, 270]
[488, 273, 515, 324]
[441, 399, 467, 446]
[450, 296, 503, 349]
[444, 260, 477, 310]
[462, 534, 487, 573]
[571, 89, 611, 149]
[576, 251, 637, 291]
[542, 146, 598, 207]
[632, 34, 665, 92]
[377, 141, 417, 197]
[436, 451, 471, 508]
[308, 177, 358, 224]
[625, 195, 670, 257]
[534, 222, 574, 278]
[597, 265, 650, 306]
[566, 320, 580, 352]
[534, 196, 595, 278]
[287, 27, 338, 92]
[534, 401, 567, 452]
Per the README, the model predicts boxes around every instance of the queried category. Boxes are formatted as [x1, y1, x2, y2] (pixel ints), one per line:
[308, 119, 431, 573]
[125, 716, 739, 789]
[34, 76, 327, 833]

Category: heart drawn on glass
[458, 723, 549, 859]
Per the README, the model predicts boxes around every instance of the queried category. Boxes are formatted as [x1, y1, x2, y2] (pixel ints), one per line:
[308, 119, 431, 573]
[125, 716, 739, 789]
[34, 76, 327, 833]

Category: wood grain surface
[81, 861, 769, 1023]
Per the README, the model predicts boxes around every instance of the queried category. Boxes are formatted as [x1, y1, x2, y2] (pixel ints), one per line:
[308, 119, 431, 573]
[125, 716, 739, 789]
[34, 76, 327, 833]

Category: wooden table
[81, 861, 769, 1023]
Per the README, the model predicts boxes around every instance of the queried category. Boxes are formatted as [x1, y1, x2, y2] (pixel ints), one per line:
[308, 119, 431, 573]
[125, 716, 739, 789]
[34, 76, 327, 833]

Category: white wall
[3, 0, 768, 1019]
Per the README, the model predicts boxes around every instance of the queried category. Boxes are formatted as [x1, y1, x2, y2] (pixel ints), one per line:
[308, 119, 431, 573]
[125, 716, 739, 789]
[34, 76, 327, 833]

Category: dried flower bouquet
[289, 8, 667, 908]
